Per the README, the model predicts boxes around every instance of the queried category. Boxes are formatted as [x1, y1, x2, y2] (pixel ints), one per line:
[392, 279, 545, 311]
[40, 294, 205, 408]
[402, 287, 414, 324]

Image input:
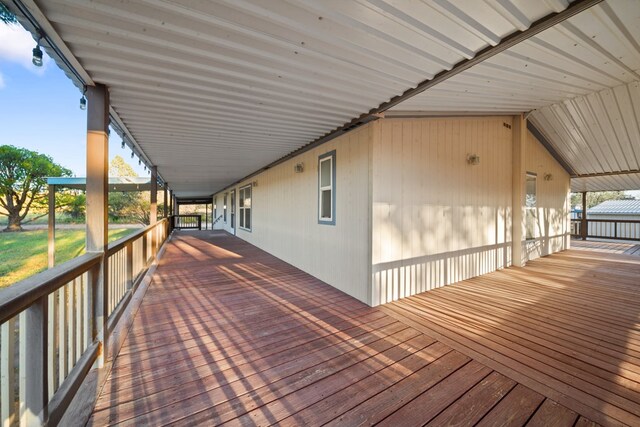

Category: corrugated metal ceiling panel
[571, 173, 640, 192]
[24, 0, 566, 196]
[529, 80, 640, 176]
[390, 0, 640, 113]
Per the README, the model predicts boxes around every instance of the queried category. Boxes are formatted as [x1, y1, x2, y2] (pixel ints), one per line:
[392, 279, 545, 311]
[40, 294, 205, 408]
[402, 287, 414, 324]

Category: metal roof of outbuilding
[588, 199, 640, 214]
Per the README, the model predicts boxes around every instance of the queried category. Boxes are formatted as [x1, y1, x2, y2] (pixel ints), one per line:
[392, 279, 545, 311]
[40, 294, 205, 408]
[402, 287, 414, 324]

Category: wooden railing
[571, 218, 640, 241]
[0, 218, 169, 427]
[172, 214, 201, 230]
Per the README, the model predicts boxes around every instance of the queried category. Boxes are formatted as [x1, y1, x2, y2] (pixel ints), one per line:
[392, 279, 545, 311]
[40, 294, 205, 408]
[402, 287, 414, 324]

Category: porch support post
[150, 166, 157, 225]
[150, 166, 158, 256]
[163, 184, 168, 218]
[512, 114, 527, 267]
[581, 191, 588, 240]
[48, 184, 56, 268]
[86, 83, 109, 367]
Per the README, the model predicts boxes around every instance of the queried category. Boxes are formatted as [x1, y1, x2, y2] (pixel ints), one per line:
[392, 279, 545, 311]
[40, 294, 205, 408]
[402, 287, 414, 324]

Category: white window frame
[318, 150, 336, 225]
[239, 184, 252, 231]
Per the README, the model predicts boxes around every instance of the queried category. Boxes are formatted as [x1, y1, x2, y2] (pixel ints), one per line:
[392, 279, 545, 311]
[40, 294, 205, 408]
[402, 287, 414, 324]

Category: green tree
[107, 155, 149, 223]
[0, 2, 17, 25]
[570, 191, 628, 210]
[0, 145, 72, 231]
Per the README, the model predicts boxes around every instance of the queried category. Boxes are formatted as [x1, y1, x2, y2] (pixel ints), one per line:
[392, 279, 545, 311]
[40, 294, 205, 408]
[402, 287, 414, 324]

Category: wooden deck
[571, 238, 640, 256]
[86, 232, 632, 426]
[384, 249, 640, 427]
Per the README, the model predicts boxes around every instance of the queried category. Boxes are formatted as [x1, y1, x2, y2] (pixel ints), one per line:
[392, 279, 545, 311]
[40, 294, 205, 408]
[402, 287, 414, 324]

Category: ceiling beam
[527, 121, 577, 176]
[572, 170, 640, 179]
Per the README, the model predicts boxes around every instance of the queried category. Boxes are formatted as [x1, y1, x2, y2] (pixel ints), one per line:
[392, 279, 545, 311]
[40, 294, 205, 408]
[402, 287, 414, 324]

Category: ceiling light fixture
[32, 34, 43, 67]
[79, 86, 87, 110]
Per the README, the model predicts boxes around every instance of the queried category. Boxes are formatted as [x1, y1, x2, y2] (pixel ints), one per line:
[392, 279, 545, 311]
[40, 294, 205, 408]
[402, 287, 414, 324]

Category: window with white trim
[318, 150, 335, 225]
[239, 184, 252, 231]
[223, 193, 227, 222]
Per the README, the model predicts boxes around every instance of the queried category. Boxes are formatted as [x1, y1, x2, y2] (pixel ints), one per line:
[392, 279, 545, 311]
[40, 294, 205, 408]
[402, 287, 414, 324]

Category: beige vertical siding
[210, 116, 570, 307]
[371, 117, 514, 305]
[523, 131, 572, 261]
[213, 125, 372, 304]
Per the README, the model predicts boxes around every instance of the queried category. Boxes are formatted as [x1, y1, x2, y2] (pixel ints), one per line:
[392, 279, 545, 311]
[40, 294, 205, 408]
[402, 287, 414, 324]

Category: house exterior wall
[370, 117, 514, 305]
[213, 124, 373, 304]
[522, 130, 572, 262]
[211, 116, 571, 307]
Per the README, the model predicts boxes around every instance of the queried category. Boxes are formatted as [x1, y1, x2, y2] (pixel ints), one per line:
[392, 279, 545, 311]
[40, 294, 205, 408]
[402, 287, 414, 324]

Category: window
[223, 193, 227, 222]
[318, 150, 336, 225]
[525, 173, 537, 240]
[239, 184, 252, 231]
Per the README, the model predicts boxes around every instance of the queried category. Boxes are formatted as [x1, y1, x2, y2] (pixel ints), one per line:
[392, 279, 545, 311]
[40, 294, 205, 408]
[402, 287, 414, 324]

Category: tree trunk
[4, 211, 23, 232]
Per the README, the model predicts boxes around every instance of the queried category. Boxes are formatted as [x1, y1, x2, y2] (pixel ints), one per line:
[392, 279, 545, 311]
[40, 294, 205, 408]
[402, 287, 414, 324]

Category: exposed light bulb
[131, 151, 135, 158]
[32, 45, 43, 67]
[121, 140, 125, 149]
[79, 96, 87, 110]
[138, 159, 142, 165]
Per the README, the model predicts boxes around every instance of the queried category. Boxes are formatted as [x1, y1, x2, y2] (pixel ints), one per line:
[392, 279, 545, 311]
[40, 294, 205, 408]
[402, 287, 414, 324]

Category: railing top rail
[584, 219, 640, 223]
[0, 252, 102, 324]
[107, 218, 168, 256]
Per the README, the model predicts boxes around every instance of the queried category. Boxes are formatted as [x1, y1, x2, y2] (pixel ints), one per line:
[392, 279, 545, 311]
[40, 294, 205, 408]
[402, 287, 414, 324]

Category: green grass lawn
[0, 229, 135, 288]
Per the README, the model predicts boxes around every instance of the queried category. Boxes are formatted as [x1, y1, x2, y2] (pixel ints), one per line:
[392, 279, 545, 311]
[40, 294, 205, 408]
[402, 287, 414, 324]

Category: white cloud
[0, 23, 49, 73]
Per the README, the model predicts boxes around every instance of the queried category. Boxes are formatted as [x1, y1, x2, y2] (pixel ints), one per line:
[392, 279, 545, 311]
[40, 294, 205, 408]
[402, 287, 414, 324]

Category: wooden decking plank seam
[381, 304, 630, 427]
[397, 296, 640, 419]
[419, 290, 640, 381]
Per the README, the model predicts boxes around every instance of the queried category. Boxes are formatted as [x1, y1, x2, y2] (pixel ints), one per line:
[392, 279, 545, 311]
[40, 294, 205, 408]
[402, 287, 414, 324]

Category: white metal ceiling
[571, 173, 640, 192]
[389, 0, 640, 190]
[530, 80, 640, 176]
[18, 0, 568, 196]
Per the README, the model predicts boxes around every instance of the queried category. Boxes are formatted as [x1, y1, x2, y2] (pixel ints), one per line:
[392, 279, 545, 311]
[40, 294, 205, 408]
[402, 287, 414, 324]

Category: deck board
[385, 249, 640, 426]
[88, 231, 619, 426]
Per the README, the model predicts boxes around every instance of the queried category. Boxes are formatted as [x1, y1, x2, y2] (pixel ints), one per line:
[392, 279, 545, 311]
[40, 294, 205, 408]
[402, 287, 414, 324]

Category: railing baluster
[69, 280, 76, 369]
[58, 286, 68, 381]
[1, 318, 17, 427]
[47, 292, 58, 400]
[19, 297, 48, 426]
[75, 278, 82, 362]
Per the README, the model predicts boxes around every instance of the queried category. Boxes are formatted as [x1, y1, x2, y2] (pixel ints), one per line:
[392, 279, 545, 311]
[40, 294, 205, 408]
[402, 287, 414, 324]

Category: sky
[0, 21, 148, 177]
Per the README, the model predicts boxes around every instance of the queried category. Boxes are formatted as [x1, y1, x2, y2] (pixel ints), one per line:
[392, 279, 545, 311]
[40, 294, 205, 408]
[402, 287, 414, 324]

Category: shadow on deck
[87, 231, 638, 426]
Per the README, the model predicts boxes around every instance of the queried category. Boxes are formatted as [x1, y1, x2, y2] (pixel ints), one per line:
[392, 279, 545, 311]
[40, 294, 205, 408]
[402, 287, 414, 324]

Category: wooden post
[150, 166, 157, 226]
[205, 204, 208, 230]
[163, 185, 168, 218]
[86, 83, 109, 367]
[512, 114, 526, 267]
[150, 166, 158, 256]
[581, 191, 588, 240]
[48, 185, 56, 268]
